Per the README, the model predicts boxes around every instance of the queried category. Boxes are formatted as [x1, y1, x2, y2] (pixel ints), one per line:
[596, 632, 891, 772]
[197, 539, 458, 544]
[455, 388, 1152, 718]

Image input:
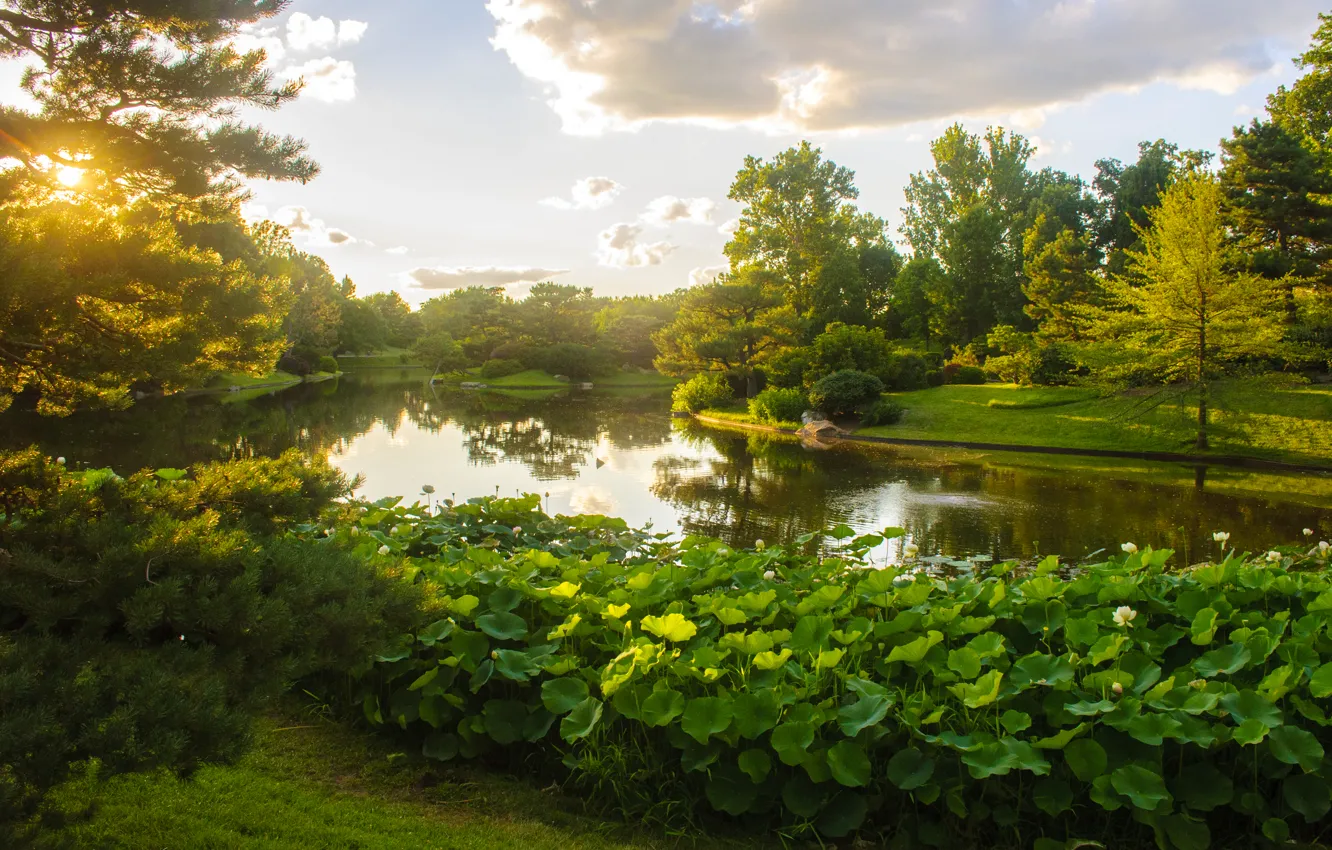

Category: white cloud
[642, 196, 716, 226]
[486, 0, 1325, 134]
[230, 25, 286, 67]
[596, 223, 676, 268]
[689, 264, 729, 287]
[338, 20, 370, 46]
[281, 57, 357, 102]
[408, 266, 570, 290]
[1030, 136, 1074, 160]
[287, 14, 368, 52]
[386, 245, 410, 255]
[718, 218, 740, 236]
[247, 204, 359, 246]
[541, 176, 623, 210]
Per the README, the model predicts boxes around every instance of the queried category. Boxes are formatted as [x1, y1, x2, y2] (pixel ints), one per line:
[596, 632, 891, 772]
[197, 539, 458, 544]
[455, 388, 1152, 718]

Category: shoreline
[691, 413, 1332, 476]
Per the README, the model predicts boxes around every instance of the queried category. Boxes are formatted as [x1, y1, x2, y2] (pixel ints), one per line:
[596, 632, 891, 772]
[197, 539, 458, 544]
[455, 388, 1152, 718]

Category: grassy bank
[705, 380, 1332, 467]
[460, 369, 680, 389]
[36, 710, 727, 850]
[337, 348, 422, 369]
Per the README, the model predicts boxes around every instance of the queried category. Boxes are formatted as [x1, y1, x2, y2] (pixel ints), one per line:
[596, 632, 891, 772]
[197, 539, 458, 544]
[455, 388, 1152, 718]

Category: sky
[21, 1, 1332, 304]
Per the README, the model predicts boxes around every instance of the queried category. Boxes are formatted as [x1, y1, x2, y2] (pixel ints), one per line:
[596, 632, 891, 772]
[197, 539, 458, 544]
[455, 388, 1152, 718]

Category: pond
[4, 368, 1330, 563]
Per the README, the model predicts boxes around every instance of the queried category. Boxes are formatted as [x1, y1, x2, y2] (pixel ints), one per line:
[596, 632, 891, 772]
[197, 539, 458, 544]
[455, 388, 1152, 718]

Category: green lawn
[465, 368, 568, 388]
[35, 712, 735, 850]
[207, 370, 303, 389]
[704, 380, 1332, 467]
[594, 371, 681, 389]
[337, 348, 423, 368]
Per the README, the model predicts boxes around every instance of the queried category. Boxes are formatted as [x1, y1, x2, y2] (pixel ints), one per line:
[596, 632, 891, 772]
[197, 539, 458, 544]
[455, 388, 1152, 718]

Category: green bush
[672, 373, 733, 413]
[479, 358, 525, 380]
[748, 387, 808, 425]
[808, 370, 885, 416]
[860, 397, 906, 426]
[330, 497, 1332, 846]
[536, 343, 606, 381]
[880, 351, 930, 391]
[317, 355, 339, 374]
[926, 369, 945, 387]
[950, 365, 987, 385]
[0, 451, 420, 842]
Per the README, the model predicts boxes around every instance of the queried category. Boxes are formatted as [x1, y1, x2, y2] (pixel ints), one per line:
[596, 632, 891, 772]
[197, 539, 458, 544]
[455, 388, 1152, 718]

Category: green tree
[516, 283, 597, 347]
[0, 0, 315, 204]
[1081, 174, 1284, 449]
[365, 291, 422, 348]
[418, 287, 513, 363]
[1022, 215, 1101, 342]
[1220, 118, 1332, 321]
[0, 200, 289, 414]
[1268, 13, 1332, 155]
[1092, 140, 1207, 274]
[653, 271, 801, 397]
[725, 141, 886, 324]
[413, 332, 468, 380]
[889, 257, 944, 345]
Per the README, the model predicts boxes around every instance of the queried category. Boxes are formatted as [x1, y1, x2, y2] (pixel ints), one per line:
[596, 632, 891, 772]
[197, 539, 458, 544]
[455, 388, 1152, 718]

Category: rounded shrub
[860, 397, 906, 426]
[808, 370, 885, 417]
[317, 355, 339, 374]
[748, 387, 808, 425]
[479, 358, 524, 380]
[671, 373, 733, 413]
[277, 352, 312, 377]
[925, 369, 945, 387]
[950, 365, 987, 385]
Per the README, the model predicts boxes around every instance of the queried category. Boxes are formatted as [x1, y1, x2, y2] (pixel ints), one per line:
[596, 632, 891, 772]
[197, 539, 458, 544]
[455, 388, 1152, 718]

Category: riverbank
[700, 380, 1332, 470]
[36, 709, 720, 850]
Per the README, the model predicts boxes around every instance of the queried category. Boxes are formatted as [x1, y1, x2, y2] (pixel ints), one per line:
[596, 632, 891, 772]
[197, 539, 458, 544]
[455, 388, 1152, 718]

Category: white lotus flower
[390, 526, 400, 535]
[1321, 541, 1331, 556]
[1267, 551, 1283, 563]
[1213, 531, 1230, 543]
[1112, 606, 1137, 627]
[755, 539, 765, 551]
[377, 544, 390, 555]
[903, 543, 920, 559]
[1121, 543, 1138, 555]
[1305, 528, 1316, 537]
[763, 570, 776, 580]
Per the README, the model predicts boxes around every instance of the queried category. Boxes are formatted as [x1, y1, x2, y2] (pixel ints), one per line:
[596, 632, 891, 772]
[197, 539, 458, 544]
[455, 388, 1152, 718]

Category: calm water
[4, 369, 1330, 563]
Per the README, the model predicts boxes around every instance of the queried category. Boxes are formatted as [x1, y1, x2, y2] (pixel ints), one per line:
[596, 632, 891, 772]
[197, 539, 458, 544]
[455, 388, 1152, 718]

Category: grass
[595, 371, 681, 389]
[465, 369, 569, 388]
[703, 379, 1332, 467]
[36, 709, 737, 850]
[206, 370, 303, 389]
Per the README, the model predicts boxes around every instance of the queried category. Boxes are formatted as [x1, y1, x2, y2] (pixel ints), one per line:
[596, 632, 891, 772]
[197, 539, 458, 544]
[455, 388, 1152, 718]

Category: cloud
[1030, 136, 1074, 160]
[689, 264, 729, 287]
[718, 218, 740, 236]
[408, 266, 570, 290]
[280, 57, 357, 102]
[486, 0, 1325, 134]
[230, 25, 286, 67]
[642, 196, 716, 226]
[596, 223, 676, 268]
[541, 176, 624, 210]
[246, 204, 360, 246]
[287, 13, 368, 51]
[386, 245, 410, 255]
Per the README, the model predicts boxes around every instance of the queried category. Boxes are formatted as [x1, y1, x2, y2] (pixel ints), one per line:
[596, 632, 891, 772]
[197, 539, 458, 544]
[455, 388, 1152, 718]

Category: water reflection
[1, 369, 1328, 561]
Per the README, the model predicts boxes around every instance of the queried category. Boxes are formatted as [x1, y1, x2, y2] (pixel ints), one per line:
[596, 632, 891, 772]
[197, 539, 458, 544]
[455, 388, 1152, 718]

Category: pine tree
[1081, 174, 1284, 450]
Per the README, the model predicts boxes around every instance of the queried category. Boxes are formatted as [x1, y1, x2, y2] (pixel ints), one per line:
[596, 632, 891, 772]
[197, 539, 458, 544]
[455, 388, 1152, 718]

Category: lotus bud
[1213, 531, 1230, 543]
[377, 544, 391, 556]
[391, 526, 400, 535]
[763, 570, 776, 580]
[903, 542, 920, 559]
[755, 539, 765, 550]
[1321, 541, 1331, 556]
[1305, 528, 1316, 537]
[1121, 542, 1138, 555]
[350, 526, 359, 537]
[56, 456, 66, 465]
[1112, 682, 1124, 695]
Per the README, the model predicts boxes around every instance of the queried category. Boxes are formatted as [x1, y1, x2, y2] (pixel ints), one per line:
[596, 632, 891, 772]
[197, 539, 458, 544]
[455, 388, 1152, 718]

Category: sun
[55, 165, 85, 188]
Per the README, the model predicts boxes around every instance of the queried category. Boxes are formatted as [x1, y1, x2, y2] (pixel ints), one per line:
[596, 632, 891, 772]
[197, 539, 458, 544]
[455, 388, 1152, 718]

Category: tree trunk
[1197, 301, 1209, 451]
[1280, 231, 1298, 324]
[746, 371, 758, 399]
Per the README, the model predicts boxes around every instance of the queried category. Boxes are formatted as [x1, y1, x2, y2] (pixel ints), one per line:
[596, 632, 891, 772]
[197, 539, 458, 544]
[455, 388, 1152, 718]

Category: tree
[365, 292, 422, 348]
[516, 283, 597, 347]
[418, 287, 513, 363]
[653, 271, 801, 397]
[1092, 140, 1207, 274]
[933, 203, 1014, 347]
[0, 200, 289, 414]
[1268, 13, 1332, 156]
[0, 0, 315, 204]
[725, 141, 885, 323]
[413, 332, 468, 380]
[336, 297, 389, 355]
[889, 257, 944, 345]
[1220, 118, 1332, 321]
[1080, 174, 1284, 449]
[1022, 215, 1101, 342]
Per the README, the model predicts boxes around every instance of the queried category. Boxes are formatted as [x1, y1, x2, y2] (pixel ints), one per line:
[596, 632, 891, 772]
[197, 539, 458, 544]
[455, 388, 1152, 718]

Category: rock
[796, 420, 845, 442]
[579, 382, 595, 389]
[671, 411, 692, 419]
[460, 382, 488, 390]
[553, 374, 570, 383]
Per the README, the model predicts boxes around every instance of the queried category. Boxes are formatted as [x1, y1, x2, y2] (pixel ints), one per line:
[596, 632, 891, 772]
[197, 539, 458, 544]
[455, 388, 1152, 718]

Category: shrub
[479, 358, 525, 380]
[671, 372, 733, 413]
[860, 397, 906, 426]
[317, 355, 339, 374]
[277, 352, 312, 377]
[0, 450, 420, 842]
[925, 369, 945, 387]
[949, 365, 987, 385]
[335, 497, 1332, 845]
[762, 348, 812, 390]
[808, 370, 884, 416]
[748, 387, 808, 425]
[538, 343, 607, 381]
[880, 351, 930, 391]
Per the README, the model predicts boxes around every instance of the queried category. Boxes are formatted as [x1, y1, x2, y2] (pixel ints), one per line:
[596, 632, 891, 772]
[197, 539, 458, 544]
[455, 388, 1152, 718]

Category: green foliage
[481, 359, 526, 380]
[330, 496, 1332, 845]
[859, 398, 906, 427]
[671, 373, 734, 413]
[808, 370, 885, 417]
[0, 450, 420, 843]
[748, 388, 807, 425]
[949, 365, 987, 385]
[537, 343, 607, 381]
[317, 356, 339, 374]
[925, 369, 945, 387]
